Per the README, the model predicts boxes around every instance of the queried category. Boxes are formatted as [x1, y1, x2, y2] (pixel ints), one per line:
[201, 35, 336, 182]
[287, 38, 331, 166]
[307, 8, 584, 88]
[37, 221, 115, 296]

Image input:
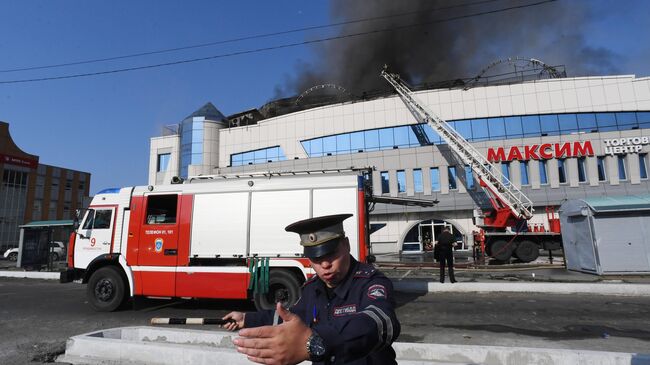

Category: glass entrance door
[402, 219, 467, 253]
[419, 224, 433, 251]
[402, 224, 422, 254]
[432, 221, 467, 250]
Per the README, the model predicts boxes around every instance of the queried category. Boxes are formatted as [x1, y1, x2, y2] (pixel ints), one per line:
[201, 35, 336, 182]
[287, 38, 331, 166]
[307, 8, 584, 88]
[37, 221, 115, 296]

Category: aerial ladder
[381, 67, 561, 263]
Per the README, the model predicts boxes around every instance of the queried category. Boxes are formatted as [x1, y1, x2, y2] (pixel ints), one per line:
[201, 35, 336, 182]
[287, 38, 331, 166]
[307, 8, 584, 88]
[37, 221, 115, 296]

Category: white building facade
[149, 75, 650, 255]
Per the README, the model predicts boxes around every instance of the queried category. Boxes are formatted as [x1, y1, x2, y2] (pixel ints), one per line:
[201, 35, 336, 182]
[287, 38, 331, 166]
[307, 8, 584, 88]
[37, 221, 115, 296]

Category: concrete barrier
[57, 326, 650, 365]
[393, 342, 650, 365]
[393, 281, 650, 297]
[58, 327, 249, 365]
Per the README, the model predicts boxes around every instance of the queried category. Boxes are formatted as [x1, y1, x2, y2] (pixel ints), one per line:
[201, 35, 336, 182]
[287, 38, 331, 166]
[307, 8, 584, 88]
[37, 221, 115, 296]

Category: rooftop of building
[250, 59, 570, 122]
[159, 58, 645, 136]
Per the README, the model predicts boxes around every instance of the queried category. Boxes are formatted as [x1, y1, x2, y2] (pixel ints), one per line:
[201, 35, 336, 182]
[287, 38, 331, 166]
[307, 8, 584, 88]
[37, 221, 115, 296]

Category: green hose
[262, 257, 269, 294]
[260, 257, 265, 295]
[248, 257, 270, 295]
[247, 258, 253, 290]
[248, 257, 256, 291]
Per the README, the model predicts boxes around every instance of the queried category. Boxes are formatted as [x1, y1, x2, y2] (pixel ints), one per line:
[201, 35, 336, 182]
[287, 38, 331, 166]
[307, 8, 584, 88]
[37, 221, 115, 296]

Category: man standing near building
[222, 214, 400, 365]
[435, 227, 457, 283]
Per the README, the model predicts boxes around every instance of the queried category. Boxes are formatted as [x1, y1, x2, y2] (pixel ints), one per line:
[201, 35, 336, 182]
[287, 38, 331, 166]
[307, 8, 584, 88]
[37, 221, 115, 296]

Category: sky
[1, 0, 649, 195]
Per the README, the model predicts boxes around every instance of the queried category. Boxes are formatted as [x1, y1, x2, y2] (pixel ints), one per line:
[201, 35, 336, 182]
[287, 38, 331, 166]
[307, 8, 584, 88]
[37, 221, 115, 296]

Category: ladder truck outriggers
[381, 67, 562, 263]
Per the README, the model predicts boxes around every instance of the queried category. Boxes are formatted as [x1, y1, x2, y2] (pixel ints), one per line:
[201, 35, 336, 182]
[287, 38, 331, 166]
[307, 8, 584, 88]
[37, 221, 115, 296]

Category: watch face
[310, 335, 326, 356]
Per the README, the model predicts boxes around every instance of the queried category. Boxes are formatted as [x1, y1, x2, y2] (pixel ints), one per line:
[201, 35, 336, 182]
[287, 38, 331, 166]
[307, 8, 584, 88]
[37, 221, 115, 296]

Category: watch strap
[306, 332, 326, 362]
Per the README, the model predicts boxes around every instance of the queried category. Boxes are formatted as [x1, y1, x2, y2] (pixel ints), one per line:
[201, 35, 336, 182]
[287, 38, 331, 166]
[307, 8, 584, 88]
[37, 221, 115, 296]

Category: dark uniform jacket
[245, 257, 401, 365]
[436, 231, 455, 253]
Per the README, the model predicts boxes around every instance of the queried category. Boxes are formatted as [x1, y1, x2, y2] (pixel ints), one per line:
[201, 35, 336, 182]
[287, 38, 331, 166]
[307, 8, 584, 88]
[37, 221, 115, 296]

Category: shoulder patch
[367, 284, 387, 300]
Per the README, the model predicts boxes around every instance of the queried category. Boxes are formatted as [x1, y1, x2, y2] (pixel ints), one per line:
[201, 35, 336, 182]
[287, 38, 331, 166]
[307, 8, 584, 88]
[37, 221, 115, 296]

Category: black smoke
[277, 0, 619, 98]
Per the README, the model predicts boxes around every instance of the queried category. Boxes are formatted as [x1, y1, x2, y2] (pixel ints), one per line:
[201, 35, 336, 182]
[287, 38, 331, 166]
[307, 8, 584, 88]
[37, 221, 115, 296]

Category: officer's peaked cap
[285, 214, 352, 259]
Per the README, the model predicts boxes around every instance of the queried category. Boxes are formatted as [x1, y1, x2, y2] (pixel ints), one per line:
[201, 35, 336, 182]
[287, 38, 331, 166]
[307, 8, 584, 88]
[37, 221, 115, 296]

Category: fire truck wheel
[514, 240, 540, 263]
[254, 270, 301, 311]
[489, 239, 513, 261]
[87, 266, 126, 312]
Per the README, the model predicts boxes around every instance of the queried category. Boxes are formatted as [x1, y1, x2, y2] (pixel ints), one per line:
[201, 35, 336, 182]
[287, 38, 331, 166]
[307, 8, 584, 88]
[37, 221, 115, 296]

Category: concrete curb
[0, 270, 59, 280]
[57, 326, 650, 365]
[393, 342, 650, 365]
[2, 271, 650, 297]
[393, 280, 650, 296]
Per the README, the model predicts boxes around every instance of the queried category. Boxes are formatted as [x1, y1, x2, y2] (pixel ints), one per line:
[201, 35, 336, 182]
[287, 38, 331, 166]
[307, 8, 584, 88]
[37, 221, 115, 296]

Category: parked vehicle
[61, 169, 432, 311]
[3, 247, 18, 261]
[48, 241, 66, 261]
[3, 241, 65, 262]
[382, 68, 563, 263]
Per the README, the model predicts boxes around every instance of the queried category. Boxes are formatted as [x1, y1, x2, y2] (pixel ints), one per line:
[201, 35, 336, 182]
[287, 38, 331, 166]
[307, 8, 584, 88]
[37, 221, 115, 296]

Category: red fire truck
[61, 169, 431, 311]
[382, 68, 563, 263]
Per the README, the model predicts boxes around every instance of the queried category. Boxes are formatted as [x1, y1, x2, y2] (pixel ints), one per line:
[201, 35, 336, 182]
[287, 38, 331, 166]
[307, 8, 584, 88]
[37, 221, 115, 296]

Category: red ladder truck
[381, 67, 562, 263]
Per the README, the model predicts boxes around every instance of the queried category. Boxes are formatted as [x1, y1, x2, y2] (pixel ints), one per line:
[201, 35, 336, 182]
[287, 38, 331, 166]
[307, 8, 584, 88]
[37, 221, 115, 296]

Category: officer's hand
[234, 302, 311, 365]
[222, 311, 245, 331]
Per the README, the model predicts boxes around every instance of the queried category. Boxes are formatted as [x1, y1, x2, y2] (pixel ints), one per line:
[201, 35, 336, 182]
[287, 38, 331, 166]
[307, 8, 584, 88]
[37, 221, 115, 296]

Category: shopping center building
[0, 121, 91, 252]
[148, 72, 650, 255]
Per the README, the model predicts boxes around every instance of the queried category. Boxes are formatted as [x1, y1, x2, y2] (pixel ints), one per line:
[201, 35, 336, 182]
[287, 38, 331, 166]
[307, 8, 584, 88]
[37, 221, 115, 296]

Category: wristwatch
[306, 331, 327, 361]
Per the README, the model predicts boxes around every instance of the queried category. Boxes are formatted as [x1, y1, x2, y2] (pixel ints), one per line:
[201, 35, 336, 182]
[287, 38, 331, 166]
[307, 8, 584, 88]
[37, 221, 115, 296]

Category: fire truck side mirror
[73, 214, 87, 239]
[73, 208, 85, 229]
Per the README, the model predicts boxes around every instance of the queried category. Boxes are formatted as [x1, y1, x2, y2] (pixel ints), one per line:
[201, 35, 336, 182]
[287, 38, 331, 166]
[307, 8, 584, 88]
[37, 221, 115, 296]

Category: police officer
[435, 227, 456, 283]
[223, 214, 400, 365]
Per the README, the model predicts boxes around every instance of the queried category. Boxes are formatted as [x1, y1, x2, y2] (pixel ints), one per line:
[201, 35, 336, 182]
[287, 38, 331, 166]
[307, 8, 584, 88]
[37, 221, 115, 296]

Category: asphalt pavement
[2, 253, 650, 365]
